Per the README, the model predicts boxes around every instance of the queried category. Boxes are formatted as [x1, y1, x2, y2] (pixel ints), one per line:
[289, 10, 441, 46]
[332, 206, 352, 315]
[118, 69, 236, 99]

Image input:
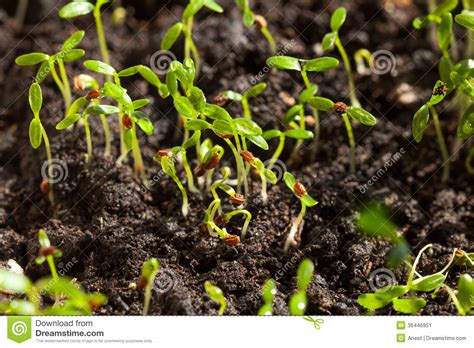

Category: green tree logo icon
[7, 316, 32, 343]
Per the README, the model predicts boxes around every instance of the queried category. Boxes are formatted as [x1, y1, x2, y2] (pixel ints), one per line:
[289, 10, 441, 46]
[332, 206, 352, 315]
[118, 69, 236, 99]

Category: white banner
[0, 316, 472, 347]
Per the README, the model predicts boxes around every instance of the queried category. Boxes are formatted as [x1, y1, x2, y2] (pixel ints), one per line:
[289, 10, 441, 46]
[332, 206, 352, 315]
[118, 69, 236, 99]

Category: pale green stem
[407, 244, 433, 287]
[15, 0, 28, 32]
[225, 210, 252, 238]
[49, 63, 69, 111]
[143, 283, 152, 316]
[341, 113, 356, 173]
[284, 203, 306, 252]
[99, 114, 111, 156]
[268, 135, 285, 169]
[429, 106, 450, 182]
[131, 126, 146, 182]
[41, 127, 54, 204]
[335, 36, 360, 107]
[57, 60, 71, 110]
[173, 174, 188, 217]
[94, 5, 111, 80]
[445, 286, 466, 316]
[181, 151, 197, 193]
[260, 27, 276, 54]
[242, 97, 251, 119]
[82, 115, 93, 161]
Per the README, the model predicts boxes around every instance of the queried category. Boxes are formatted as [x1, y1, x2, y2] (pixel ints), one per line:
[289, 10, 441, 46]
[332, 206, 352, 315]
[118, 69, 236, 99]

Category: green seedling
[263, 129, 314, 170]
[210, 167, 243, 209]
[356, 203, 410, 268]
[137, 258, 159, 316]
[235, 0, 276, 53]
[56, 91, 118, 161]
[16, 30, 86, 110]
[0, 270, 106, 315]
[354, 48, 373, 75]
[35, 229, 62, 281]
[289, 259, 314, 315]
[195, 138, 225, 191]
[322, 7, 361, 107]
[161, 0, 224, 75]
[445, 273, 474, 315]
[204, 281, 227, 315]
[217, 82, 267, 119]
[357, 244, 470, 314]
[84, 60, 156, 178]
[283, 172, 318, 251]
[413, 1, 474, 181]
[308, 96, 376, 173]
[258, 279, 277, 315]
[266, 55, 338, 154]
[26, 83, 55, 203]
[240, 150, 277, 202]
[59, 0, 113, 67]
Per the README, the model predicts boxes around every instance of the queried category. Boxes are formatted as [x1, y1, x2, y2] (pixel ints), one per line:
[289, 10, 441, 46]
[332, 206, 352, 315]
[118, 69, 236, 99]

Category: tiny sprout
[322, 7, 361, 107]
[16, 30, 86, 110]
[35, 229, 62, 281]
[235, 0, 276, 53]
[240, 150, 277, 202]
[154, 148, 189, 217]
[161, 0, 224, 74]
[59, 0, 112, 67]
[289, 259, 314, 315]
[283, 172, 318, 251]
[204, 281, 227, 315]
[27, 83, 54, 203]
[74, 74, 98, 91]
[258, 279, 277, 316]
[308, 96, 376, 173]
[137, 258, 159, 316]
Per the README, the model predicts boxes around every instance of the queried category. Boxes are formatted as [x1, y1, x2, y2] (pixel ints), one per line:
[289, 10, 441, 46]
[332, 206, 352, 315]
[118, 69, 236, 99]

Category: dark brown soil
[0, 0, 472, 315]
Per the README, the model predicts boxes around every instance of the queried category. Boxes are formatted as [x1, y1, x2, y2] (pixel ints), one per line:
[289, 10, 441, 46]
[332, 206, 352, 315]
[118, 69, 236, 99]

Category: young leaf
[222, 90, 242, 101]
[374, 285, 409, 302]
[29, 118, 43, 149]
[185, 119, 211, 131]
[212, 119, 234, 136]
[438, 13, 453, 52]
[243, 8, 255, 27]
[299, 84, 318, 104]
[413, 15, 430, 29]
[59, 1, 95, 18]
[411, 273, 446, 292]
[247, 135, 269, 150]
[35, 61, 51, 83]
[301, 194, 318, 207]
[204, 0, 224, 13]
[283, 104, 303, 124]
[457, 274, 474, 315]
[288, 291, 307, 315]
[267, 56, 301, 71]
[29, 83, 42, 115]
[263, 168, 277, 184]
[84, 60, 116, 76]
[15, 52, 49, 66]
[455, 11, 474, 31]
[61, 30, 85, 51]
[233, 118, 262, 136]
[330, 7, 347, 32]
[204, 104, 231, 120]
[303, 57, 339, 72]
[262, 129, 282, 140]
[284, 129, 314, 139]
[322, 32, 337, 51]
[412, 104, 430, 142]
[357, 293, 391, 310]
[347, 107, 377, 126]
[188, 87, 207, 113]
[457, 103, 474, 139]
[244, 83, 267, 98]
[429, 81, 448, 105]
[63, 49, 86, 63]
[283, 172, 297, 192]
[204, 281, 226, 315]
[103, 82, 132, 105]
[132, 99, 150, 110]
[85, 105, 120, 115]
[161, 23, 184, 50]
[174, 96, 198, 118]
[134, 111, 154, 135]
[392, 298, 426, 314]
[183, 0, 205, 21]
[56, 113, 82, 130]
[308, 97, 335, 111]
